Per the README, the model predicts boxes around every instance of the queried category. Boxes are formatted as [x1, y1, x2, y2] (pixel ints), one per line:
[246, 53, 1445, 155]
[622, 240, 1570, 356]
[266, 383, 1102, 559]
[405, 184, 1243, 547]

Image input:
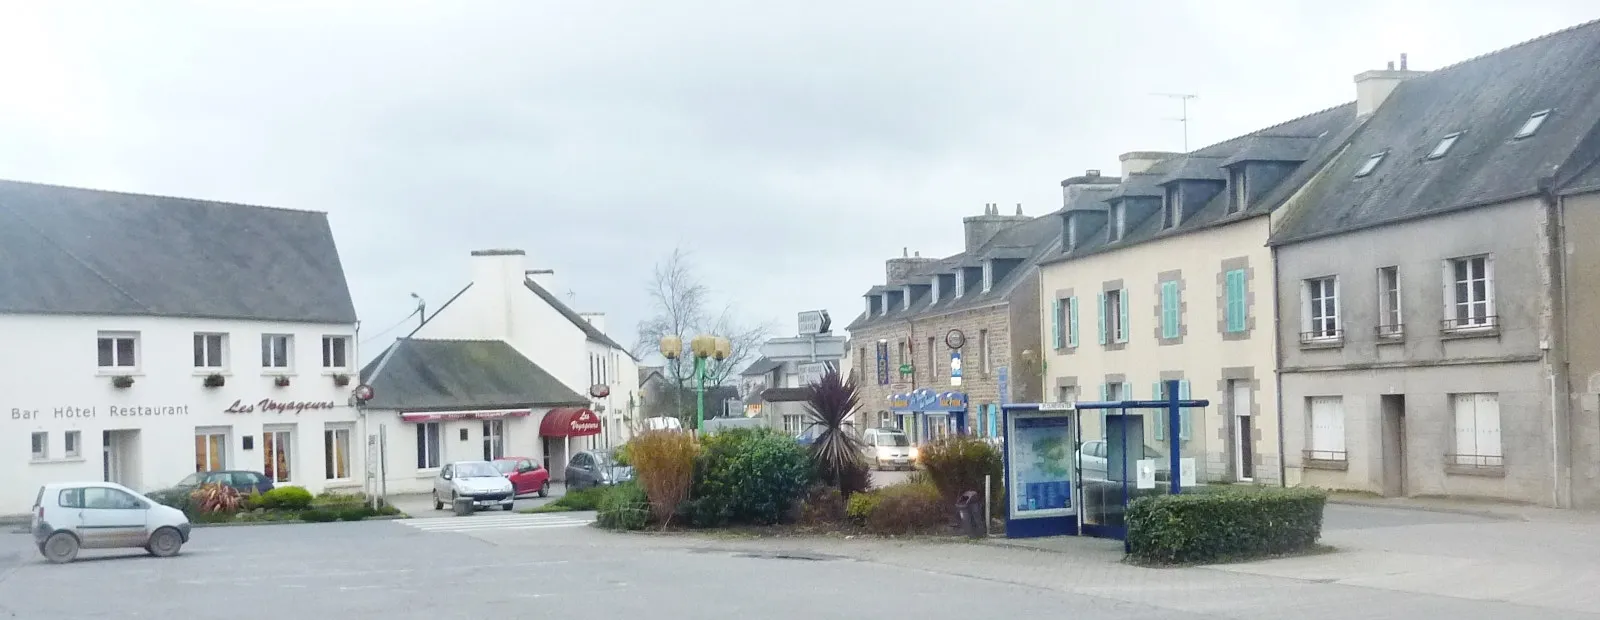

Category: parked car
[31, 481, 191, 564]
[147, 469, 274, 505]
[564, 449, 634, 490]
[861, 428, 915, 470]
[432, 461, 516, 511]
[1076, 440, 1171, 483]
[492, 457, 552, 497]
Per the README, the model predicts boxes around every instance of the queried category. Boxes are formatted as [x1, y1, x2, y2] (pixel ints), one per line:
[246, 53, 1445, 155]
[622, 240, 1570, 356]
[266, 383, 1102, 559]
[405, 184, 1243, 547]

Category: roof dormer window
[866, 296, 875, 318]
[930, 277, 941, 305]
[981, 261, 994, 294]
[954, 270, 965, 299]
[1162, 186, 1180, 228]
[1228, 168, 1247, 214]
[877, 294, 888, 316]
[901, 285, 912, 311]
[1355, 151, 1387, 178]
[1427, 132, 1463, 159]
[1514, 110, 1550, 139]
[1110, 204, 1126, 242]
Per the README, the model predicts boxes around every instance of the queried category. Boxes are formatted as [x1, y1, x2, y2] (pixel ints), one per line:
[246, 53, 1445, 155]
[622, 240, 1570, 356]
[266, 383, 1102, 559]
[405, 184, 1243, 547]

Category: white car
[31, 481, 191, 564]
[861, 428, 916, 470]
[432, 460, 516, 511]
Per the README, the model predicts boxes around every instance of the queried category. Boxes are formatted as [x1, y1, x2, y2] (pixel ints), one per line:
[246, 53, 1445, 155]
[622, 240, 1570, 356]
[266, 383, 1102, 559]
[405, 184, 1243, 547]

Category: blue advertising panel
[949, 351, 963, 385]
[1010, 415, 1074, 516]
[875, 341, 890, 385]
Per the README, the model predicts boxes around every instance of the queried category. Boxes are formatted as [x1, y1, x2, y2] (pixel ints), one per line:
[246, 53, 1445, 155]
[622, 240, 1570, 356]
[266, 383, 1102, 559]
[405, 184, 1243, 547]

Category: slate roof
[742, 357, 783, 377]
[0, 179, 356, 323]
[359, 338, 588, 411]
[1271, 19, 1600, 245]
[1040, 102, 1358, 266]
[522, 279, 634, 357]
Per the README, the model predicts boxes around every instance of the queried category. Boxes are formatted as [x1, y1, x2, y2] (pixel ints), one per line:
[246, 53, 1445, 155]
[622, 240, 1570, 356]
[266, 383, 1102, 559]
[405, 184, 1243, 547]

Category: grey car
[564, 450, 634, 490]
[432, 461, 516, 511]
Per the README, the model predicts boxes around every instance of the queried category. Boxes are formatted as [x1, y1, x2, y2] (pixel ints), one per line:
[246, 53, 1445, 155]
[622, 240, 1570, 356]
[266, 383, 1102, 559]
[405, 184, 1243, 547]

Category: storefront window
[324, 427, 351, 480]
[263, 428, 292, 483]
[194, 431, 226, 472]
[415, 422, 441, 469]
[482, 420, 504, 461]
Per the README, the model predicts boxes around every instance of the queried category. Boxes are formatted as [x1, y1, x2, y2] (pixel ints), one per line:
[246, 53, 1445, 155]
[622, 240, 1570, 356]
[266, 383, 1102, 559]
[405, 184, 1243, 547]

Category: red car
[492, 457, 552, 497]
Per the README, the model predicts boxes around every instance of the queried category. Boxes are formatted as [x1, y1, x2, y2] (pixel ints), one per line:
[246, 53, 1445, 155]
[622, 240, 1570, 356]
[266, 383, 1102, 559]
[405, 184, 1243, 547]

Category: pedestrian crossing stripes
[397, 512, 594, 534]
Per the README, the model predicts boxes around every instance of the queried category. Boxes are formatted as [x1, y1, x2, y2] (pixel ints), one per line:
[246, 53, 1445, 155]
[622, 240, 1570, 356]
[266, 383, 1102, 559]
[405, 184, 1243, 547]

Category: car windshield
[454, 462, 500, 478]
[878, 433, 910, 447]
[176, 473, 202, 486]
[490, 460, 517, 474]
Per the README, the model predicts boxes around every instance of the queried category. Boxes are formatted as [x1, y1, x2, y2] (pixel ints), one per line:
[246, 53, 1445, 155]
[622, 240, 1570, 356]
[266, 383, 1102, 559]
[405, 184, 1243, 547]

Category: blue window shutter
[1052, 299, 1063, 349]
[1117, 288, 1131, 343]
[1097, 292, 1107, 345]
[1068, 297, 1080, 347]
[1160, 281, 1178, 338]
[1152, 382, 1166, 441]
[1178, 380, 1193, 440]
[1225, 269, 1247, 332]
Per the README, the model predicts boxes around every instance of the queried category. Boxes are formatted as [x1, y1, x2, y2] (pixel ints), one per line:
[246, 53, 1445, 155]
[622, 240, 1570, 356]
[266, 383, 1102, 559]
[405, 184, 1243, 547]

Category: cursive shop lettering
[225, 399, 338, 415]
[9, 405, 190, 420]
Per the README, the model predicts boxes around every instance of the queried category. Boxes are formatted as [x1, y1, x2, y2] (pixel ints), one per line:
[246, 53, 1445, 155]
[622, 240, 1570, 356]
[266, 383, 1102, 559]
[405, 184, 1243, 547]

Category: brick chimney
[1119, 152, 1180, 176]
[1355, 53, 1426, 116]
[885, 247, 936, 286]
[962, 203, 1031, 253]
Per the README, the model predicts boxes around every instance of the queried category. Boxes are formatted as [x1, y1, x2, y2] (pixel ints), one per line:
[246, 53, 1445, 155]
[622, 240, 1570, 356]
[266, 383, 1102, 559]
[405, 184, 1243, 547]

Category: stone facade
[849, 302, 1020, 436]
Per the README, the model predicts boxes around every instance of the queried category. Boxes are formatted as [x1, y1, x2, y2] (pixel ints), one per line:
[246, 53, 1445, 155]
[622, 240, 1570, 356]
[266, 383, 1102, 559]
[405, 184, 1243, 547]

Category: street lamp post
[659, 334, 730, 433]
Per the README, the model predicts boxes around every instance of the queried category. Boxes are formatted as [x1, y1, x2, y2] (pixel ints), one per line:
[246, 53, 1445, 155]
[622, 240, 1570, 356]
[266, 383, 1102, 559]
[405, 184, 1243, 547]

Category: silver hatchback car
[432, 461, 516, 511]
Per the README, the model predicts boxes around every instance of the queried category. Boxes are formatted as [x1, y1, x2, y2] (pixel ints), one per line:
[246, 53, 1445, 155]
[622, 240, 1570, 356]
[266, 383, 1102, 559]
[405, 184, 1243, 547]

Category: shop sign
[10, 405, 191, 420]
[224, 398, 338, 415]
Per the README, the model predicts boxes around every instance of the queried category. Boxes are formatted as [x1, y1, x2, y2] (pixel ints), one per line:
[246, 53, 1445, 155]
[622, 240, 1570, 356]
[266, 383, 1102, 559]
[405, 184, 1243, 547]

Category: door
[436, 464, 454, 498]
[509, 459, 535, 494]
[78, 487, 149, 548]
[103, 432, 114, 483]
[263, 428, 293, 484]
[1230, 381, 1254, 482]
[1381, 395, 1407, 497]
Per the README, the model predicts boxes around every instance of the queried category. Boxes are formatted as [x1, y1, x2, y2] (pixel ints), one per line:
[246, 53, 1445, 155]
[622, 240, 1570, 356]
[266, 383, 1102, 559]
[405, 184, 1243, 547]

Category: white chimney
[580, 312, 607, 335]
[1355, 54, 1425, 116]
[1118, 151, 1181, 176]
[525, 268, 556, 292]
[469, 249, 526, 339]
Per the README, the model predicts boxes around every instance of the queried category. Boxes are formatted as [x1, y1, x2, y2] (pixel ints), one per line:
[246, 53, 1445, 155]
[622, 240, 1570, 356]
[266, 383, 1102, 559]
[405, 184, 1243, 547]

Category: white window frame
[195, 429, 229, 472]
[1450, 393, 1503, 467]
[981, 262, 994, 294]
[1106, 290, 1126, 343]
[782, 414, 806, 435]
[1229, 168, 1247, 213]
[482, 419, 505, 461]
[1514, 110, 1550, 139]
[261, 334, 294, 372]
[954, 271, 965, 299]
[263, 426, 294, 484]
[1427, 132, 1462, 159]
[64, 430, 81, 458]
[321, 335, 351, 371]
[1444, 255, 1495, 330]
[96, 331, 140, 372]
[930, 276, 941, 305]
[1301, 277, 1341, 342]
[1355, 152, 1386, 177]
[31, 432, 47, 461]
[324, 425, 353, 480]
[416, 422, 442, 470]
[1307, 396, 1346, 462]
[1111, 204, 1126, 241]
[1377, 266, 1402, 337]
[902, 285, 912, 310]
[194, 333, 228, 370]
[1162, 185, 1180, 228]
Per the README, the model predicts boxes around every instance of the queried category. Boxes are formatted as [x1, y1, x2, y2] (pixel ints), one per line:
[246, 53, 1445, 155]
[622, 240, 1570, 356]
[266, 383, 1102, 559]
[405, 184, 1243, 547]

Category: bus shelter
[1001, 379, 1208, 541]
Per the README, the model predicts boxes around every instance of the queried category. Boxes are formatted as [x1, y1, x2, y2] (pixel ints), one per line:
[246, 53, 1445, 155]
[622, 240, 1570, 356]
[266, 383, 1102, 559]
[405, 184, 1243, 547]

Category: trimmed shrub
[259, 486, 314, 511]
[526, 486, 609, 512]
[336, 506, 373, 521]
[1126, 487, 1328, 565]
[299, 508, 338, 523]
[845, 490, 882, 524]
[596, 482, 650, 531]
[864, 482, 947, 535]
[688, 428, 811, 527]
[798, 484, 847, 525]
[628, 430, 697, 525]
[918, 435, 1005, 520]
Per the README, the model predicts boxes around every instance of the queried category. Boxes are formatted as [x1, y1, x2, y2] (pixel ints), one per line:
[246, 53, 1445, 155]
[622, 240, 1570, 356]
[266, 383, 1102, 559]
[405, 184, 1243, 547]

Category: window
[324, 426, 352, 480]
[981, 262, 993, 294]
[1302, 277, 1340, 341]
[1150, 380, 1193, 441]
[1446, 255, 1494, 329]
[83, 487, 142, 510]
[930, 277, 940, 305]
[1110, 204, 1126, 241]
[896, 340, 906, 370]
[954, 271, 965, 299]
[1099, 289, 1128, 344]
[782, 414, 806, 435]
[321, 336, 350, 370]
[1514, 109, 1550, 139]
[1307, 396, 1346, 461]
[1428, 132, 1462, 159]
[194, 430, 228, 472]
[902, 285, 912, 310]
[1450, 393, 1502, 467]
[979, 329, 991, 375]
[1067, 297, 1080, 347]
[31, 432, 46, 460]
[1160, 281, 1181, 339]
[482, 420, 505, 461]
[96, 331, 138, 370]
[416, 422, 441, 469]
[1162, 186, 1179, 228]
[1224, 269, 1248, 333]
[1098, 383, 1129, 439]
[262, 427, 292, 483]
[927, 337, 936, 380]
[1377, 266, 1402, 336]
[1057, 385, 1077, 403]
[1052, 298, 1066, 349]
[1228, 169, 1247, 213]
[1355, 152, 1386, 177]
[64, 431, 80, 458]
[193, 333, 227, 369]
[261, 334, 293, 370]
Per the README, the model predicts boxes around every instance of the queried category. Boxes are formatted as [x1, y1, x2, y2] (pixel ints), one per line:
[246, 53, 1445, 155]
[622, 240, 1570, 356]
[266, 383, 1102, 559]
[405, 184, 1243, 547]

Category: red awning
[401, 409, 531, 423]
[540, 407, 601, 437]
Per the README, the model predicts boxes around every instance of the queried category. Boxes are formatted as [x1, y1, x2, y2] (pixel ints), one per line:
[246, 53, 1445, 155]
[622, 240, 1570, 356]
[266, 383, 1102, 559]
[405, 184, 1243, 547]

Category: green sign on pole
[898, 363, 913, 376]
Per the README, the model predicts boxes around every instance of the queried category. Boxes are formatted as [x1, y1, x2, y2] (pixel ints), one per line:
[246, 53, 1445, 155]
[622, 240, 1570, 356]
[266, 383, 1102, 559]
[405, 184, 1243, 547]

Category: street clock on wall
[945, 329, 966, 350]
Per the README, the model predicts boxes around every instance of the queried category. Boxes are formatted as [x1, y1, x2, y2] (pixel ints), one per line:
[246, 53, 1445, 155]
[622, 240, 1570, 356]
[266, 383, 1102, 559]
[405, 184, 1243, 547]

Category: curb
[191, 514, 409, 528]
[1327, 497, 1526, 521]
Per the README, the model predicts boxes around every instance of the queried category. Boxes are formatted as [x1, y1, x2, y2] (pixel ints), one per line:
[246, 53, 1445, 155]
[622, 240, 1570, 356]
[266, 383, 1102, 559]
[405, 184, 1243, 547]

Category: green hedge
[596, 482, 650, 531]
[1126, 486, 1327, 565]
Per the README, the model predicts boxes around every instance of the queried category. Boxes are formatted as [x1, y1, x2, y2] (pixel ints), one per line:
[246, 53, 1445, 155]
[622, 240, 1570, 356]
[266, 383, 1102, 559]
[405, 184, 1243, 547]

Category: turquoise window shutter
[1225, 269, 1247, 332]
[1099, 383, 1109, 439]
[1178, 380, 1193, 440]
[1160, 281, 1179, 338]
[1097, 292, 1107, 345]
[1152, 382, 1166, 441]
[1117, 288, 1130, 343]
[1068, 297, 1080, 347]
[1051, 298, 1063, 349]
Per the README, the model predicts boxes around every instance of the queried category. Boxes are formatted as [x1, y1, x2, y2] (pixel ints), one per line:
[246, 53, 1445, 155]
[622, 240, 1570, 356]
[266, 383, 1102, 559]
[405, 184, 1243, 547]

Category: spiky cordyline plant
[804, 366, 869, 493]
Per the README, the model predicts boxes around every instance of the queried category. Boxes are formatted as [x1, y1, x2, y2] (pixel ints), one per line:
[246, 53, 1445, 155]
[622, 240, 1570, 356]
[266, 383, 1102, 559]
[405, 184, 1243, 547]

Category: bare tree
[633, 248, 772, 426]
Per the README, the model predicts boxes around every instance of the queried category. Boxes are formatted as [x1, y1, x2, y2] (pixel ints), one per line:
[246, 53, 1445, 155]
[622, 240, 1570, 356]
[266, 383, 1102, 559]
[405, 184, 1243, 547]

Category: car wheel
[42, 532, 79, 564]
[147, 527, 183, 558]
[537, 481, 549, 498]
[433, 491, 443, 511]
[502, 502, 514, 512]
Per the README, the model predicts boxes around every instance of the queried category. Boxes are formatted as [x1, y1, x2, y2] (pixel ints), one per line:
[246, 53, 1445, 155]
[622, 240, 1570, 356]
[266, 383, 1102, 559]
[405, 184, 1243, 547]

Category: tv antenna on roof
[1152, 92, 1198, 152]
[566, 289, 577, 303]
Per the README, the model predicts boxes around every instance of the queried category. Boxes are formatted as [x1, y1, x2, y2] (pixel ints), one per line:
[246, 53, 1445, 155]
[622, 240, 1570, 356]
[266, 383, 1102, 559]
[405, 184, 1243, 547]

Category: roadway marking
[396, 513, 593, 533]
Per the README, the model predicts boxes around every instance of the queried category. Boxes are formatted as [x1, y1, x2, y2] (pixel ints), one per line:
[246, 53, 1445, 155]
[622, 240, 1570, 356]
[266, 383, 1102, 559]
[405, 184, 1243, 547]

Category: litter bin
[453, 497, 474, 516]
[954, 491, 983, 539]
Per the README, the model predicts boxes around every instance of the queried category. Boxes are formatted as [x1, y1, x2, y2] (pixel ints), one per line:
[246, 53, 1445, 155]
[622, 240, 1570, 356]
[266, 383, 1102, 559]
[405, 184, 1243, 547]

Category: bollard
[954, 491, 983, 539]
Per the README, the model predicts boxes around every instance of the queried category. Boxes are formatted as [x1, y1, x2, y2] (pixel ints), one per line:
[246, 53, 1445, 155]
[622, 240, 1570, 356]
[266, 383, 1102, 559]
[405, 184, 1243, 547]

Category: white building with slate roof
[0, 180, 361, 516]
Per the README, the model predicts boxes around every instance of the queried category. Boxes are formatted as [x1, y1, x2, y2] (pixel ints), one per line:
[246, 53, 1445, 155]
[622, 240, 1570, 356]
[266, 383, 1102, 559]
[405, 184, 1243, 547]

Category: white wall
[0, 313, 360, 514]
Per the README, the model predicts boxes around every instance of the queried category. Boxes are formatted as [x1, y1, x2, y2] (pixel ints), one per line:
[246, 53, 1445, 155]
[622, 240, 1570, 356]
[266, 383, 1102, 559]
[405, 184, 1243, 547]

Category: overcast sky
[3, 1, 1598, 361]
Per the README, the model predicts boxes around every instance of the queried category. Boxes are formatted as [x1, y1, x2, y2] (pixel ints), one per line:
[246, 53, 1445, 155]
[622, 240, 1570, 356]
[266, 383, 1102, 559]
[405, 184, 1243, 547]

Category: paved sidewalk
[384, 482, 565, 517]
[1325, 492, 1600, 523]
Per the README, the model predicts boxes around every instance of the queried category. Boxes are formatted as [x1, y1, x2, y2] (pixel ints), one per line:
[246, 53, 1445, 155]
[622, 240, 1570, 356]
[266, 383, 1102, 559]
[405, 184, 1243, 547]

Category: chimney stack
[1118, 151, 1181, 177]
[1354, 54, 1425, 116]
[1400, 53, 1408, 70]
